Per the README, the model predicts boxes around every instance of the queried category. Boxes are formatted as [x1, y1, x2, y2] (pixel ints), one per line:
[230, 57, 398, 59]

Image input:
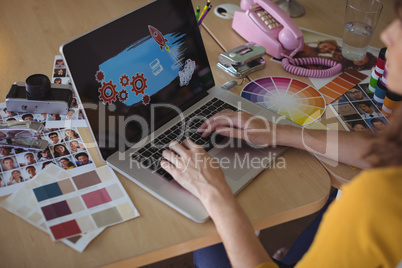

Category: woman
[8, 170, 24, 185]
[59, 158, 75, 170]
[160, 2, 402, 267]
[37, 148, 52, 161]
[52, 144, 70, 157]
[64, 129, 80, 141]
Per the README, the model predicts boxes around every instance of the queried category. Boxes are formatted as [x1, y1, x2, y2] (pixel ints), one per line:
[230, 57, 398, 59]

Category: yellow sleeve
[255, 262, 279, 268]
[296, 167, 402, 268]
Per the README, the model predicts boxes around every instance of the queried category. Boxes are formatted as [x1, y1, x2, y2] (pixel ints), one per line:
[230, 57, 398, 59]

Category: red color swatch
[50, 220, 81, 240]
[81, 188, 112, 208]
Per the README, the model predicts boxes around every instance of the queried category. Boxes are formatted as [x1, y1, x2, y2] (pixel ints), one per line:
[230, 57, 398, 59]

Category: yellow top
[298, 166, 402, 267]
[258, 166, 402, 268]
[255, 262, 280, 268]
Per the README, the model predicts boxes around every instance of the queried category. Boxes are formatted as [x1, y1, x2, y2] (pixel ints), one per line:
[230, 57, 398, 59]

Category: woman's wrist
[201, 185, 237, 217]
[271, 124, 301, 148]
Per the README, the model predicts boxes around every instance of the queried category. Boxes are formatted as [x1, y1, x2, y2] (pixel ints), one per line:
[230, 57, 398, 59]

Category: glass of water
[342, 0, 383, 61]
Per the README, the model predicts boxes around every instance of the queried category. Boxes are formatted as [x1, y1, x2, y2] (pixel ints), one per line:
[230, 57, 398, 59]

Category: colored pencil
[199, 0, 211, 21]
[195, 6, 200, 21]
[198, 4, 212, 25]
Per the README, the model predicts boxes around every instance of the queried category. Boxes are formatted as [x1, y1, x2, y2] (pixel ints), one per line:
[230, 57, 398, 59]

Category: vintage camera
[6, 74, 73, 114]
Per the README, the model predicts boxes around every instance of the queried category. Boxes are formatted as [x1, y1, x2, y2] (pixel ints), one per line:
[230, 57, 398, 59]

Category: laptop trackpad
[213, 143, 270, 181]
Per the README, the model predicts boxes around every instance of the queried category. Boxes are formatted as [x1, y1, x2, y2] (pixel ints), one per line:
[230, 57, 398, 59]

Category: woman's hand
[197, 110, 280, 148]
[162, 139, 273, 267]
[161, 139, 232, 206]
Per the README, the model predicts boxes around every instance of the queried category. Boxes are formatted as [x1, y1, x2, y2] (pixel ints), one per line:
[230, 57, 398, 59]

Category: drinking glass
[341, 0, 383, 61]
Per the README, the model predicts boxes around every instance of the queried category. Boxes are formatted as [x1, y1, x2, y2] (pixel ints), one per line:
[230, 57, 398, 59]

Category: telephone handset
[233, 0, 304, 59]
[232, 0, 342, 78]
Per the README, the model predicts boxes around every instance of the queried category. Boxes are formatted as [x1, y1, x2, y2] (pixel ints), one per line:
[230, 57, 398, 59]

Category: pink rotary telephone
[232, 0, 341, 78]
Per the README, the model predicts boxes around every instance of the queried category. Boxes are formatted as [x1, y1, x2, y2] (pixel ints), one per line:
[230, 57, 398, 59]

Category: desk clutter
[0, 164, 139, 252]
[0, 54, 140, 252]
[240, 69, 367, 126]
[328, 47, 401, 133]
[0, 56, 94, 197]
[231, 0, 342, 77]
[229, 27, 402, 131]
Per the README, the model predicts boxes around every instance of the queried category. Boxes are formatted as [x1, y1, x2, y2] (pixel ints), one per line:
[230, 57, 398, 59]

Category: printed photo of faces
[46, 55, 88, 130]
[0, 108, 50, 124]
[331, 83, 388, 133]
[0, 125, 93, 189]
[0, 147, 42, 187]
[52, 57, 70, 85]
[46, 108, 83, 122]
[0, 108, 40, 123]
[44, 127, 92, 170]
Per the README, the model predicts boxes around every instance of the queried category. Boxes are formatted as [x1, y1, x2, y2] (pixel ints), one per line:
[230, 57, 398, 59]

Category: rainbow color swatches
[241, 77, 326, 125]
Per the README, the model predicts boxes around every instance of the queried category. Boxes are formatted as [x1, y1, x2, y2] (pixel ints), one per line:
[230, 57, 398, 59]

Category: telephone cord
[281, 55, 342, 78]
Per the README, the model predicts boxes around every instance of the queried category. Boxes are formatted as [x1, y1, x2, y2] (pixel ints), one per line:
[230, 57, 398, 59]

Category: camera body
[6, 74, 73, 114]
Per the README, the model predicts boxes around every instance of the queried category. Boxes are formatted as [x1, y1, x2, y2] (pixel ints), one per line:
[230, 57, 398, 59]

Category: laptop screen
[61, 0, 214, 159]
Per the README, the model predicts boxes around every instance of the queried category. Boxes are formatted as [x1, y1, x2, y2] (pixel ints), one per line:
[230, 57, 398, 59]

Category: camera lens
[25, 74, 51, 100]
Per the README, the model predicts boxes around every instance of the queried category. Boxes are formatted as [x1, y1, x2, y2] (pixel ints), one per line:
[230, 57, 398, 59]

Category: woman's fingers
[160, 159, 180, 177]
[182, 138, 204, 152]
[162, 149, 185, 169]
[168, 140, 189, 157]
[216, 127, 245, 140]
[198, 110, 240, 137]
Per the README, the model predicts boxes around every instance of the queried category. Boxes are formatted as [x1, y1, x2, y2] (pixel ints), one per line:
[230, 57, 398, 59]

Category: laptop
[60, 0, 297, 223]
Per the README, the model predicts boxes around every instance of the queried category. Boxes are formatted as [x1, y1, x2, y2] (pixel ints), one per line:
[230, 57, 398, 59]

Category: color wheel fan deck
[241, 77, 326, 126]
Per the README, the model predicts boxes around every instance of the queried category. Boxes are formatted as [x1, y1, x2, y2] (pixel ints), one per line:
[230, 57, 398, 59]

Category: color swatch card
[317, 69, 368, 104]
[0, 164, 103, 252]
[32, 165, 139, 240]
[241, 77, 326, 126]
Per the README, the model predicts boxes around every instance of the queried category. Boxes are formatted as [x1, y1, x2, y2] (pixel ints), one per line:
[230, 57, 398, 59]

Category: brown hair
[396, 0, 402, 18]
[317, 40, 339, 48]
[361, 105, 402, 167]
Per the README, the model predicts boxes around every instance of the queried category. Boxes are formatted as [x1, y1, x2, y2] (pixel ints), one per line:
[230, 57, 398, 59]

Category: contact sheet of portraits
[0, 107, 96, 196]
[329, 83, 389, 133]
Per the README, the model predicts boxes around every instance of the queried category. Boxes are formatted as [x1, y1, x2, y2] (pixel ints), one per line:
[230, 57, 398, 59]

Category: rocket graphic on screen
[95, 25, 188, 107]
[148, 25, 170, 52]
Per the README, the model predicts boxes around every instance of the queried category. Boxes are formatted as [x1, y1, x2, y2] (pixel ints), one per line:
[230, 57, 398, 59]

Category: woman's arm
[162, 140, 273, 268]
[198, 110, 377, 170]
[277, 125, 375, 170]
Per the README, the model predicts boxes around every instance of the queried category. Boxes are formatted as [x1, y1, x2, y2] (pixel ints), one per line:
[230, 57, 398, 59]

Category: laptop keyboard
[131, 98, 238, 181]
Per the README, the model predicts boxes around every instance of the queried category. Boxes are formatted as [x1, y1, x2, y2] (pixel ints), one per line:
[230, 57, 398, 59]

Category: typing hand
[161, 139, 232, 204]
[197, 110, 277, 148]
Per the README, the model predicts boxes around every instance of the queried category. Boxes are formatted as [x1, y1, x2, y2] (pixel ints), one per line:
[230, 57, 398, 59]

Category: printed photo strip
[48, 55, 87, 128]
[330, 83, 388, 133]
